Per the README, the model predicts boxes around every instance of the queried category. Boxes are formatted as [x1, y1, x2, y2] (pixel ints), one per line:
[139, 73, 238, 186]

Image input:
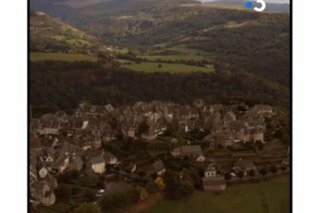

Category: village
[29, 100, 289, 209]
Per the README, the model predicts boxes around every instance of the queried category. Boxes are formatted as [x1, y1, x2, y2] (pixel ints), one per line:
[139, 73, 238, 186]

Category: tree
[259, 167, 268, 178]
[96, 175, 105, 188]
[271, 165, 278, 175]
[100, 190, 139, 212]
[164, 118, 179, 136]
[237, 170, 244, 181]
[135, 186, 149, 201]
[84, 190, 96, 202]
[151, 172, 158, 180]
[179, 181, 195, 196]
[224, 172, 232, 183]
[146, 181, 160, 193]
[72, 202, 102, 213]
[248, 169, 256, 179]
[138, 171, 146, 178]
[138, 119, 150, 135]
[163, 170, 182, 199]
[155, 176, 166, 190]
[55, 184, 72, 201]
[197, 168, 205, 177]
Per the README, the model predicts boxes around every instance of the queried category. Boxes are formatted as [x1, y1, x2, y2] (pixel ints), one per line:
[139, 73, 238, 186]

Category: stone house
[148, 159, 166, 176]
[89, 156, 105, 174]
[141, 127, 157, 141]
[233, 159, 257, 175]
[202, 175, 226, 191]
[30, 181, 56, 206]
[126, 126, 136, 139]
[52, 155, 70, 174]
[104, 152, 118, 165]
[196, 155, 206, 162]
[153, 160, 166, 176]
[69, 156, 83, 171]
[250, 131, 264, 143]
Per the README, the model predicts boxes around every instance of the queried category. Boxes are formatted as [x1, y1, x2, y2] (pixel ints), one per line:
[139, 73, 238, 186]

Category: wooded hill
[30, 0, 290, 87]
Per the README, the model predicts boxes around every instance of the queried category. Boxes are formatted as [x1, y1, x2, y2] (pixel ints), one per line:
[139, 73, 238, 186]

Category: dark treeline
[188, 14, 290, 87]
[30, 61, 289, 116]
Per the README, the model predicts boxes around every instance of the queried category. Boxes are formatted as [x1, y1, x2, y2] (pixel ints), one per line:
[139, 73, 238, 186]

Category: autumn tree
[155, 176, 166, 190]
[135, 186, 149, 201]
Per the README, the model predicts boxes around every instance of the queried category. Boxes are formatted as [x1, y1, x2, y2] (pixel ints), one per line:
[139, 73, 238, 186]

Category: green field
[121, 61, 214, 73]
[145, 176, 290, 213]
[30, 52, 98, 62]
[139, 55, 207, 62]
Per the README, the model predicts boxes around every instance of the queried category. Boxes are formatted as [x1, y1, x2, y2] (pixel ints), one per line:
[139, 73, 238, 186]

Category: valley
[29, 1, 291, 212]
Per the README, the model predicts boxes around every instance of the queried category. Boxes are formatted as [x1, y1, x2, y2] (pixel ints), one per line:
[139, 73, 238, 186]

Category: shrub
[271, 165, 278, 174]
[99, 190, 139, 212]
[72, 202, 102, 213]
[135, 186, 149, 201]
[55, 184, 72, 201]
[179, 181, 195, 196]
[155, 177, 165, 190]
[145, 181, 160, 193]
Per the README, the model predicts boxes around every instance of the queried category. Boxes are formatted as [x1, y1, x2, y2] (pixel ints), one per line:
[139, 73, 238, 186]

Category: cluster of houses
[29, 100, 275, 206]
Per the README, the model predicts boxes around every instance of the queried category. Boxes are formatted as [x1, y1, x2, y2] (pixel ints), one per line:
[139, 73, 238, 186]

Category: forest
[30, 60, 289, 116]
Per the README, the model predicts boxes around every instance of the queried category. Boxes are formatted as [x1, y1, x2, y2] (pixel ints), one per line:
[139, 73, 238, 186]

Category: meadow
[121, 61, 214, 73]
[139, 55, 206, 62]
[145, 176, 290, 213]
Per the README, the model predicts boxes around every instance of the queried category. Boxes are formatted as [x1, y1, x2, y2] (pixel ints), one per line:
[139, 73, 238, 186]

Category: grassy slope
[62, 2, 289, 86]
[122, 61, 214, 73]
[145, 176, 290, 213]
[30, 11, 97, 51]
[140, 55, 206, 62]
[30, 52, 98, 62]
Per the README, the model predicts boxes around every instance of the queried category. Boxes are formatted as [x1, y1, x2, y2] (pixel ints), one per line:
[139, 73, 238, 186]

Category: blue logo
[245, 1, 253, 8]
[245, 0, 266, 12]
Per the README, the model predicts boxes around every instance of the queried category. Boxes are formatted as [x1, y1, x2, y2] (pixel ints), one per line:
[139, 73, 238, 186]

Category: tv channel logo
[245, 0, 266, 12]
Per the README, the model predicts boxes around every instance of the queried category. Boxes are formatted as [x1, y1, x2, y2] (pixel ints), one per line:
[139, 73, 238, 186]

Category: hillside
[29, 0, 290, 112]
[30, 0, 290, 86]
[30, 10, 101, 53]
[29, 10, 124, 60]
